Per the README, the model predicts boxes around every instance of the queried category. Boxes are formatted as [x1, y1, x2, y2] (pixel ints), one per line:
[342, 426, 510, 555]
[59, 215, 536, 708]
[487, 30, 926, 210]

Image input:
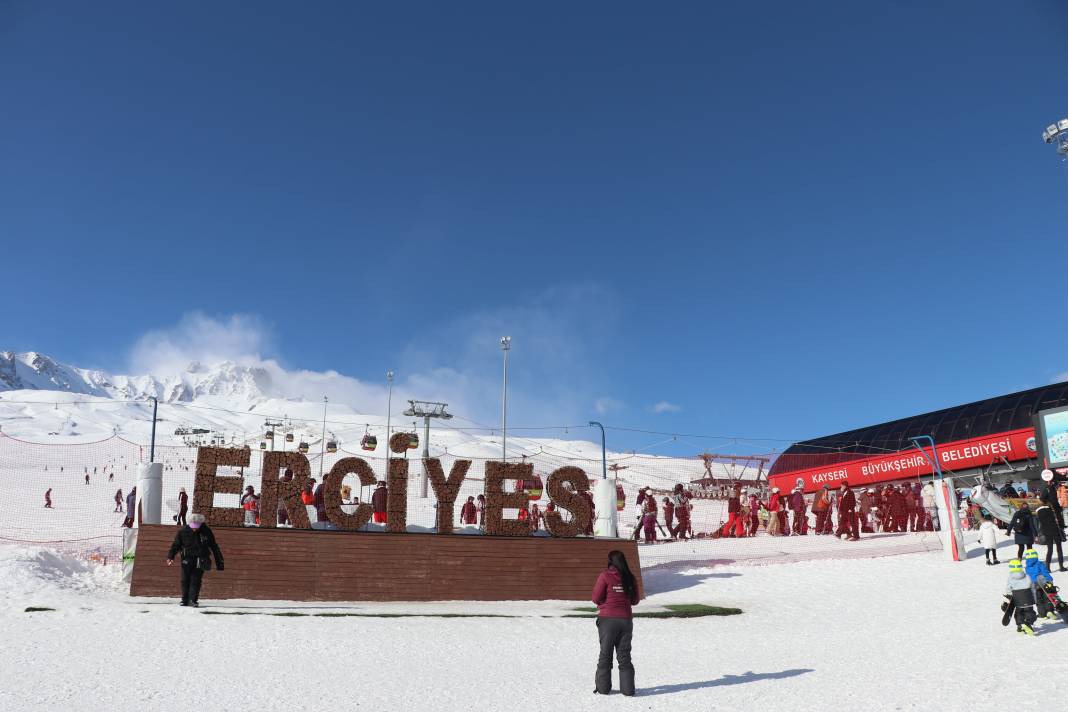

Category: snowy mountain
[0, 351, 271, 405]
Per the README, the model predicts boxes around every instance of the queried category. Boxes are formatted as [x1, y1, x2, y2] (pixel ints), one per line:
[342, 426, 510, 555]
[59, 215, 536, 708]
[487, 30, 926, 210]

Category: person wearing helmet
[166, 513, 224, 607]
[1021, 549, 1057, 620]
[1004, 559, 1039, 636]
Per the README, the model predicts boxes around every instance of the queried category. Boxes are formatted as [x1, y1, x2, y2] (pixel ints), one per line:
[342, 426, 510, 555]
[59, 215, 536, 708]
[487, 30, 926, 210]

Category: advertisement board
[1034, 405, 1068, 469]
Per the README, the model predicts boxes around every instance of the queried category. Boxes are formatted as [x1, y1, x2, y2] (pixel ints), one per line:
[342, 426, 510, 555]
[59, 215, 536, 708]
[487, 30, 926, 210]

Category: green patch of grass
[24, 607, 55, 613]
[571, 606, 599, 613]
[565, 603, 742, 619]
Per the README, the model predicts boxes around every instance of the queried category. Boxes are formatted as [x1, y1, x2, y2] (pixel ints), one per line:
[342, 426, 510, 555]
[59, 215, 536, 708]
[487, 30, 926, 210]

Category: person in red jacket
[300, 481, 315, 506]
[889, 485, 907, 533]
[530, 502, 542, 532]
[789, 487, 807, 535]
[724, 485, 742, 538]
[662, 497, 675, 535]
[581, 489, 596, 536]
[640, 496, 658, 543]
[459, 496, 478, 526]
[591, 550, 640, 696]
[834, 482, 859, 540]
[371, 481, 388, 524]
[767, 487, 783, 535]
[669, 484, 691, 540]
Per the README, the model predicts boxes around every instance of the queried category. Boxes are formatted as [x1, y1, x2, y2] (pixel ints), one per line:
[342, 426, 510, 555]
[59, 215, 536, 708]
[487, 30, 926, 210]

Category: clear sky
[2, 1, 1067, 452]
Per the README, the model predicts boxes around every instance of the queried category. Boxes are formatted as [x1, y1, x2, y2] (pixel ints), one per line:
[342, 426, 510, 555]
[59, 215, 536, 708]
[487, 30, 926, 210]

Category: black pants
[180, 561, 205, 604]
[595, 617, 634, 696]
[176, 509, 187, 526]
[1047, 540, 1064, 568]
[985, 548, 997, 563]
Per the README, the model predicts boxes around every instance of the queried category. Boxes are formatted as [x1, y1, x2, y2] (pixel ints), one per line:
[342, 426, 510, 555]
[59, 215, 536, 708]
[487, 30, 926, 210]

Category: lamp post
[1043, 118, 1068, 159]
[318, 396, 328, 479]
[500, 336, 511, 460]
[385, 370, 394, 479]
[588, 421, 607, 480]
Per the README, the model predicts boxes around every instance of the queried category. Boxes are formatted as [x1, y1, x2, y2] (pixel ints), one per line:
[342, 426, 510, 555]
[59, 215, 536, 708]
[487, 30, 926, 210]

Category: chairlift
[326, 439, 338, 454]
[285, 433, 295, 443]
[407, 433, 420, 450]
[361, 434, 378, 451]
[298, 441, 309, 454]
[265, 430, 274, 440]
[259, 442, 267, 450]
[616, 484, 626, 512]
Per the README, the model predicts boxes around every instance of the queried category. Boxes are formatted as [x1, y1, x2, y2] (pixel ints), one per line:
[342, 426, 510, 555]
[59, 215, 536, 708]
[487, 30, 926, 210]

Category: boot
[594, 667, 611, 695]
[619, 665, 635, 697]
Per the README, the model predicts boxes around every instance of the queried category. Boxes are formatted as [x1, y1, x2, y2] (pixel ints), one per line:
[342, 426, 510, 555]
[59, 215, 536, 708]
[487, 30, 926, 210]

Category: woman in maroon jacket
[591, 550, 640, 696]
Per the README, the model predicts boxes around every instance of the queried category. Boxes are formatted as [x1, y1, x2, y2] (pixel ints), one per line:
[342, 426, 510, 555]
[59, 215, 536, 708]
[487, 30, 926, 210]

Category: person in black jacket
[1004, 504, 1036, 560]
[166, 513, 224, 607]
[1033, 505, 1066, 571]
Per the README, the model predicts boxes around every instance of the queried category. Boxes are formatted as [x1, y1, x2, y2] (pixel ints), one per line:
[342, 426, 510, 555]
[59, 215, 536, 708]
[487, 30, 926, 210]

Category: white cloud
[594, 397, 624, 415]
[651, 401, 681, 414]
[125, 284, 620, 427]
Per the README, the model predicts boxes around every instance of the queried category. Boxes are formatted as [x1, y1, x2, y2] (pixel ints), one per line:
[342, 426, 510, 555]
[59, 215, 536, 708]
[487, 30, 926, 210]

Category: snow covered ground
[0, 534, 1060, 712]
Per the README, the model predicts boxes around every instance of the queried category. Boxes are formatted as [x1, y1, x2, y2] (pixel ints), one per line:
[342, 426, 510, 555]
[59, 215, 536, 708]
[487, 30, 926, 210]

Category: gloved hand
[217, 563, 225, 572]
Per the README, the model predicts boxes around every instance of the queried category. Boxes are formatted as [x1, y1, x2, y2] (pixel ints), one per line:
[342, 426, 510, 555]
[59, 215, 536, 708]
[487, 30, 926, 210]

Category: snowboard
[1001, 599, 1015, 627]
[1041, 582, 1068, 624]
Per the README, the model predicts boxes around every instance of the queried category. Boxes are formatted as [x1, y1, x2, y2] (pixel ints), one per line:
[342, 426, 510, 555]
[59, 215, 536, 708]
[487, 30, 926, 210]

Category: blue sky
[2, 1, 1067, 452]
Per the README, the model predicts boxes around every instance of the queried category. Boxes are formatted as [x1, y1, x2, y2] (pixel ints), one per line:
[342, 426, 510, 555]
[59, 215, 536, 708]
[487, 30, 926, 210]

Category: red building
[766, 384, 1063, 494]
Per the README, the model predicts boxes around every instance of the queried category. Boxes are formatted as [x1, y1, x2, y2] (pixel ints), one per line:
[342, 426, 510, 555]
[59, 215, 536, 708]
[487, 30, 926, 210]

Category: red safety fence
[0, 433, 947, 568]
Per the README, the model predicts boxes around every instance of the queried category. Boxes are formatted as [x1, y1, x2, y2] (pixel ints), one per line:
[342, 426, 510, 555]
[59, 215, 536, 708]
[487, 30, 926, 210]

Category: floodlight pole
[319, 396, 328, 478]
[500, 336, 511, 460]
[149, 396, 158, 462]
[385, 370, 394, 479]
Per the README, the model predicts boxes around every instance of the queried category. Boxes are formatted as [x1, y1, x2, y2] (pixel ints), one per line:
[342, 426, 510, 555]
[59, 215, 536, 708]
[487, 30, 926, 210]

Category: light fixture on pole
[500, 336, 511, 460]
[404, 400, 452, 498]
[1042, 118, 1068, 158]
[588, 421, 608, 480]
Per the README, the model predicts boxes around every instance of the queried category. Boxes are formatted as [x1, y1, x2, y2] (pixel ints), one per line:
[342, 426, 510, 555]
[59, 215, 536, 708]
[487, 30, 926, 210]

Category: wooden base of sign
[129, 525, 643, 602]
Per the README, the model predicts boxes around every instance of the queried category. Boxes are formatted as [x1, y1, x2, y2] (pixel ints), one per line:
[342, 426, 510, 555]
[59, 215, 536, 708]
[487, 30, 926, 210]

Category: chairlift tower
[403, 400, 452, 498]
[1043, 118, 1068, 159]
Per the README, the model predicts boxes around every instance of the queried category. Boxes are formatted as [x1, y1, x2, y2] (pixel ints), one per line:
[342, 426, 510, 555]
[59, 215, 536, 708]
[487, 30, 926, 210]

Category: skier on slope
[114, 489, 123, 513]
[1003, 559, 1039, 636]
[44, 488, 53, 508]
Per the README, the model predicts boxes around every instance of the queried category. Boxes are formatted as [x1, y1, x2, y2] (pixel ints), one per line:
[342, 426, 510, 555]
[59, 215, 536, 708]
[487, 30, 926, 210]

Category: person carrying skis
[978, 514, 1001, 565]
[1004, 559, 1039, 635]
[662, 497, 675, 536]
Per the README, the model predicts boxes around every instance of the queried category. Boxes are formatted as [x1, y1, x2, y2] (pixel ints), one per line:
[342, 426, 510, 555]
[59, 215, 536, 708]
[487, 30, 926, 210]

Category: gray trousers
[595, 617, 634, 695]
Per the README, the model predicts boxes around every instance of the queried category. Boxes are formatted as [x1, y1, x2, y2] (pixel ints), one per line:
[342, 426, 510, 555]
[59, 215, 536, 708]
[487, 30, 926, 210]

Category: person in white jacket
[921, 482, 938, 531]
[978, 514, 1000, 565]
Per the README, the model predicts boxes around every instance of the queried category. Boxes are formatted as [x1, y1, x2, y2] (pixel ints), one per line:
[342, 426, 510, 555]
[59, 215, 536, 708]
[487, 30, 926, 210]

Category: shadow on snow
[639, 668, 814, 696]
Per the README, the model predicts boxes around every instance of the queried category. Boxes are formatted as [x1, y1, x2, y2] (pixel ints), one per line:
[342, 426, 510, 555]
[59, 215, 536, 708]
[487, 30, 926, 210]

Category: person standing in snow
[114, 489, 123, 513]
[835, 482, 858, 540]
[476, 494, 486, 528]
[240, 486, 260, 526]
[724, 485, 741, 537]
[460, 496, 478, 526]
[978, 514, 1000, 565]
[591, 550, 640, 696]
[747, 491, 761, 535]
[1033, 505, 1065, 571]
[662, 497, 675, 536]
[789, 487, 806, 535]
[123, 487, 137, 528]
[1005, 504, 1037, 561]
[1022, 548, 1058, 620]
[766, 487, 782, 536]
[166, 513, 224, 608]
[640, 496, 657, 543]
[44, 488, 53, 508]
[669, 484, 691, 540]
[371, 481, 388, 524]
[582, 488, 596, 536]
[176, 487, 188, 526]
[859, 488, 874, 533]
[812, 485, 831, 535]
[530, 502, 542, 533]
[921, 481, 937, 531]
[889, 485, 908, 533]
[85, 473, 90, 485]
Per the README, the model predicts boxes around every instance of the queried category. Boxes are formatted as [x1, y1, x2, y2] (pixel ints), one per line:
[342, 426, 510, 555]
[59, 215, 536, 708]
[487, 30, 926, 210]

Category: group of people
[631, 484, 694, 543]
